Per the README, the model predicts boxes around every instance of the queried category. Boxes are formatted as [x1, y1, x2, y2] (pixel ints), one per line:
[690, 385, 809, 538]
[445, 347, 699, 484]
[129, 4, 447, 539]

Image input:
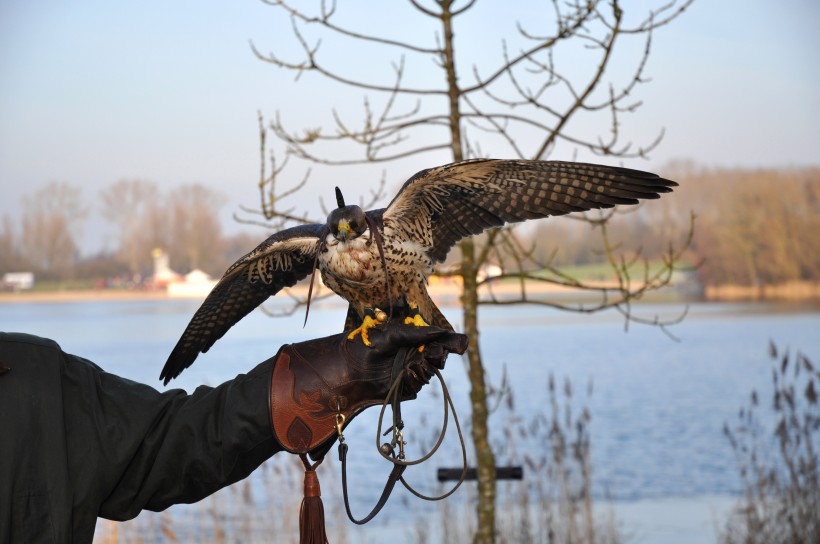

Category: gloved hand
[269, 317, 467, 459]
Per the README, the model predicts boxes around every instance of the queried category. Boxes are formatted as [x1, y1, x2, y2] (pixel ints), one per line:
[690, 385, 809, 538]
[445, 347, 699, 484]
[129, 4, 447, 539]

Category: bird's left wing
[383, 159, 677, 262]
[160, 223, 325, 384]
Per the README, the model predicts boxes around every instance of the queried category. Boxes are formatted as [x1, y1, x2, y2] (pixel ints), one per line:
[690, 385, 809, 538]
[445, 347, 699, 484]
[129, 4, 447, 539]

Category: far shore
[0, 289, 173, 304]
[0, 280, 571, 304]
[2, 279, 820, 305]
[704, 281, 820, 301]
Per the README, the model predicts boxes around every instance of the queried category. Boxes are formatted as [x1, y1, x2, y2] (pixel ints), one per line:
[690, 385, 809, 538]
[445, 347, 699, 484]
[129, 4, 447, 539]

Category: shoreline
[704, 280, 820, 301]
[2, 280, 819, 305]
[0, 289, 173, 304]
[0, 278, 591, 304]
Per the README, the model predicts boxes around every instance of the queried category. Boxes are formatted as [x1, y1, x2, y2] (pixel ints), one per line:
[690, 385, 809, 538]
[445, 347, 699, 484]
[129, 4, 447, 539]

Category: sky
[1, 0, 818, 255]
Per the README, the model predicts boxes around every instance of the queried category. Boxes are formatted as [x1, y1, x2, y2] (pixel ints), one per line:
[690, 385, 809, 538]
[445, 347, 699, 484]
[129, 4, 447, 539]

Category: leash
[336, 347, 468, 524]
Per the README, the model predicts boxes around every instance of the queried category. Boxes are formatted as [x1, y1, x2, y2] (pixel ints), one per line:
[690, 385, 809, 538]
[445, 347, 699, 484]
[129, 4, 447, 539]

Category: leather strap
[338, 441, 406, 525]
[338, 347, 407, 524]
[337, 350, 467, 524]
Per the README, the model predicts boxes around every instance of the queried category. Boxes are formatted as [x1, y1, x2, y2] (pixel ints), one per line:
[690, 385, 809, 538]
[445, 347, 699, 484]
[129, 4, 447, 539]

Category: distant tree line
[526, 163, 820, 287]
[675, 163, 820, 286]
[0, 180, 258, 283]
[1, 165, 818, 287]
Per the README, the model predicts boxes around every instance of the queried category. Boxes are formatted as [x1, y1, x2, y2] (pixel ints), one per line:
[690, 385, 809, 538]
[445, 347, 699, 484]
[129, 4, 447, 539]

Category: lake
[2, 297, 818, 543]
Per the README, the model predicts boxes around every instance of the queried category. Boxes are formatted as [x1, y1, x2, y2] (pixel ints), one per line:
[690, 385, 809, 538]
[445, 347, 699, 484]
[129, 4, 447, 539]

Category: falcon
[160, 159, 676, 384]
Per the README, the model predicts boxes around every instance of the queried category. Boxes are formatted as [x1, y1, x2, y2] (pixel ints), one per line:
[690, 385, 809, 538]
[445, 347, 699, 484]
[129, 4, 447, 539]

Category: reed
[720, 343, 820, 544]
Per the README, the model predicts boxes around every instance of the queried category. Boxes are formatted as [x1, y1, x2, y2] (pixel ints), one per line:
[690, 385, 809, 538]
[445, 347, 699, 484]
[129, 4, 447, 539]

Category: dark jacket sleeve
[0, 332, 282, 544]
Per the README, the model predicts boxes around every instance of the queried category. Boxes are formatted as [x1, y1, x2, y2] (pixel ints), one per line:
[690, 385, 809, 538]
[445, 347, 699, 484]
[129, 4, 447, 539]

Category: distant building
[167, 269, 218, 298]
[150, 248, 218, 297]
[477, 264, 503, 282]
[2, 272, 35, 291]
[151, 249, 181, 287]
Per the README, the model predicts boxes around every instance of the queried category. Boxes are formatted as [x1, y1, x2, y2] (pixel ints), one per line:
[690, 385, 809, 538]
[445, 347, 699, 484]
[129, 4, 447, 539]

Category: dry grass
[720, 343, 820, 544]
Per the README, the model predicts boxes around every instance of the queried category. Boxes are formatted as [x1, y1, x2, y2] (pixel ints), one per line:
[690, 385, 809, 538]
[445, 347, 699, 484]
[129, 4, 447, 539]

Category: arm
[0, 332, 279, 542]
[60, 350, 281, 519]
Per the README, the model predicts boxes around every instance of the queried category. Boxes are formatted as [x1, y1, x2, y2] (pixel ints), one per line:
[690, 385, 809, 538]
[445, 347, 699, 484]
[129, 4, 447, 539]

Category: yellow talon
[403, 303, 429, 351]
[404, 314, 429, 327]
[347, 314, 380, 346]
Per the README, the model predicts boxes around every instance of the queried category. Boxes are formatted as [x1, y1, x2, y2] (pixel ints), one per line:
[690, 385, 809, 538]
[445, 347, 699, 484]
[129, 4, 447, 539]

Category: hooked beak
[337, 220, 352, 242]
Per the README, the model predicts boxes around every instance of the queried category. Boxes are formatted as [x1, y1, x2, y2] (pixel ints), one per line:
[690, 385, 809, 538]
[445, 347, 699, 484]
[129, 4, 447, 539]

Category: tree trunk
[460, 238, 497, 543]
[441, 2, 497, 540]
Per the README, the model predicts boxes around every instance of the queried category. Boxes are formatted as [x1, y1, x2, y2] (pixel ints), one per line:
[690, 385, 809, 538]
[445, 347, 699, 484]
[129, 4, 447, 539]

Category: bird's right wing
[160, 223, 326, 384]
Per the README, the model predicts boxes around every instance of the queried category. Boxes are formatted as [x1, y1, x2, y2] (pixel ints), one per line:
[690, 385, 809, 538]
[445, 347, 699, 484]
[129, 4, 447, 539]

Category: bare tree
[248, 1, 693, 540]
[100, 179, 165, 277]
[21, 181, 88, 279]
[167, 184, 227, 275]
[0, 215, 21, 274]
[664, 165, 820, 288]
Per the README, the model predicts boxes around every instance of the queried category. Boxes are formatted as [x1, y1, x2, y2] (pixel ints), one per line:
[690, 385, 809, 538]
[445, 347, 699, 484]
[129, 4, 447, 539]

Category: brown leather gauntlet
[269, 321, 467, 459]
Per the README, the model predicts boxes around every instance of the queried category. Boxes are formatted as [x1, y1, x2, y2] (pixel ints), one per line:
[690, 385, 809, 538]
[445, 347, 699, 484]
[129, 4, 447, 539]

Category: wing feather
[384, 159, 677, 262]
[160, 223, 324, 384]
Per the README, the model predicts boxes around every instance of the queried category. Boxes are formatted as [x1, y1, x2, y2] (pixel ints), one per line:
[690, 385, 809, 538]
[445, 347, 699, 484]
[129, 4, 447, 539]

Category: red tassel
[299, 454, 328, 544]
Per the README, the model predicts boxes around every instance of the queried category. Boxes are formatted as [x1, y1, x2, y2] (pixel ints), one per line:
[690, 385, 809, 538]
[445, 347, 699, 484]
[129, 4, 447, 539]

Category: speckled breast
[319, 236, 386, 306]
[318, 233, 431, 311]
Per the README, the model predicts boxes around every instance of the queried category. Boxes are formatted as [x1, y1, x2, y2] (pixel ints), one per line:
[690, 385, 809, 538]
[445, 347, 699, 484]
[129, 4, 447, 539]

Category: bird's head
[327, 187, 367, 243]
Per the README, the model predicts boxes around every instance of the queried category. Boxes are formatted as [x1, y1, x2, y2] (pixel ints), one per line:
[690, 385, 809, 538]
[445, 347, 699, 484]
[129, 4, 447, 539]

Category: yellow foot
[403, 303, 429, 351]
[404, 314, 429, 327]
[347, 315, 379, 346]
[347, 309, 387, 346]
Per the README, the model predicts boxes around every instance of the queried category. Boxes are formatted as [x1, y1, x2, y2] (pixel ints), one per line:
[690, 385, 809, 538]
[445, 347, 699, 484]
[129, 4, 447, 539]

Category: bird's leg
[404, 302, 429, 352]
[347, 307, 388, 346]
[403, 302, 430, 327]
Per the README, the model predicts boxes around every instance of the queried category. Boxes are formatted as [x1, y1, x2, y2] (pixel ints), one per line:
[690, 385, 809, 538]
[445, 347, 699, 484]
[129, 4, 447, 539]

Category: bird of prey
[160, 159, 676, 384]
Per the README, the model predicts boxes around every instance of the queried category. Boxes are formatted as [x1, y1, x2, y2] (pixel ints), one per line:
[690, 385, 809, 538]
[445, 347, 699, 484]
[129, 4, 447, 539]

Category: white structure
[167, 268, 218, 298]
[2, 272, 34, 291]
[151, 249, 181, 287]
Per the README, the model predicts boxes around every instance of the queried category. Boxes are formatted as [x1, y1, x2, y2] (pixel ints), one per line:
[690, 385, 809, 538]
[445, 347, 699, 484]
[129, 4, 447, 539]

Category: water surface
[2, 298, 818, 541]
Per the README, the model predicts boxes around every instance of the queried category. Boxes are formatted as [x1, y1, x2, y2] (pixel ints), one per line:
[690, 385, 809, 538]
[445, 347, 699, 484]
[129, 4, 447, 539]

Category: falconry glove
[268, 318, 467, 460]
[267, 318, 465, 544]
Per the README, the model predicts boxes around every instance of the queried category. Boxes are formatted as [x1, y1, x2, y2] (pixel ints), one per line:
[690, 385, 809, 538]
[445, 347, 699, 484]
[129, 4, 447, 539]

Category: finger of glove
[405, 357, 439, 395]
[436, 332, 468, 355]
[408, 359, 433, 384]
[420, 343, 447, 369]
[403, 366, 428, 394]
[423, 332, 467, 370]
[377, 323, 452, 351]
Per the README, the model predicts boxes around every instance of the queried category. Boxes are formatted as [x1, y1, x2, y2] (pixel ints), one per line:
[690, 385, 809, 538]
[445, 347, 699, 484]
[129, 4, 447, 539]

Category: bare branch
[408, 0, 441, 19]
[611, 0, 695, 34]
[262, 0, 442, 54]
[460, 17, 587, 96]
[285, 140, 452, 166]
[532, 1, 622, 159]
[251, 18, 446, 97]
[259, 285, 337, 319]
[236, 113, 321, 227]
[451, 0, 478, 17]
[469, 207, 696, 336]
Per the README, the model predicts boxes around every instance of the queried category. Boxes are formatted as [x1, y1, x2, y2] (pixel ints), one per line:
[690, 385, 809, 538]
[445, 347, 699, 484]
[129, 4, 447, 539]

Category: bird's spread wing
[160, 223, 325, 384]
[383, 159, 677, 262]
